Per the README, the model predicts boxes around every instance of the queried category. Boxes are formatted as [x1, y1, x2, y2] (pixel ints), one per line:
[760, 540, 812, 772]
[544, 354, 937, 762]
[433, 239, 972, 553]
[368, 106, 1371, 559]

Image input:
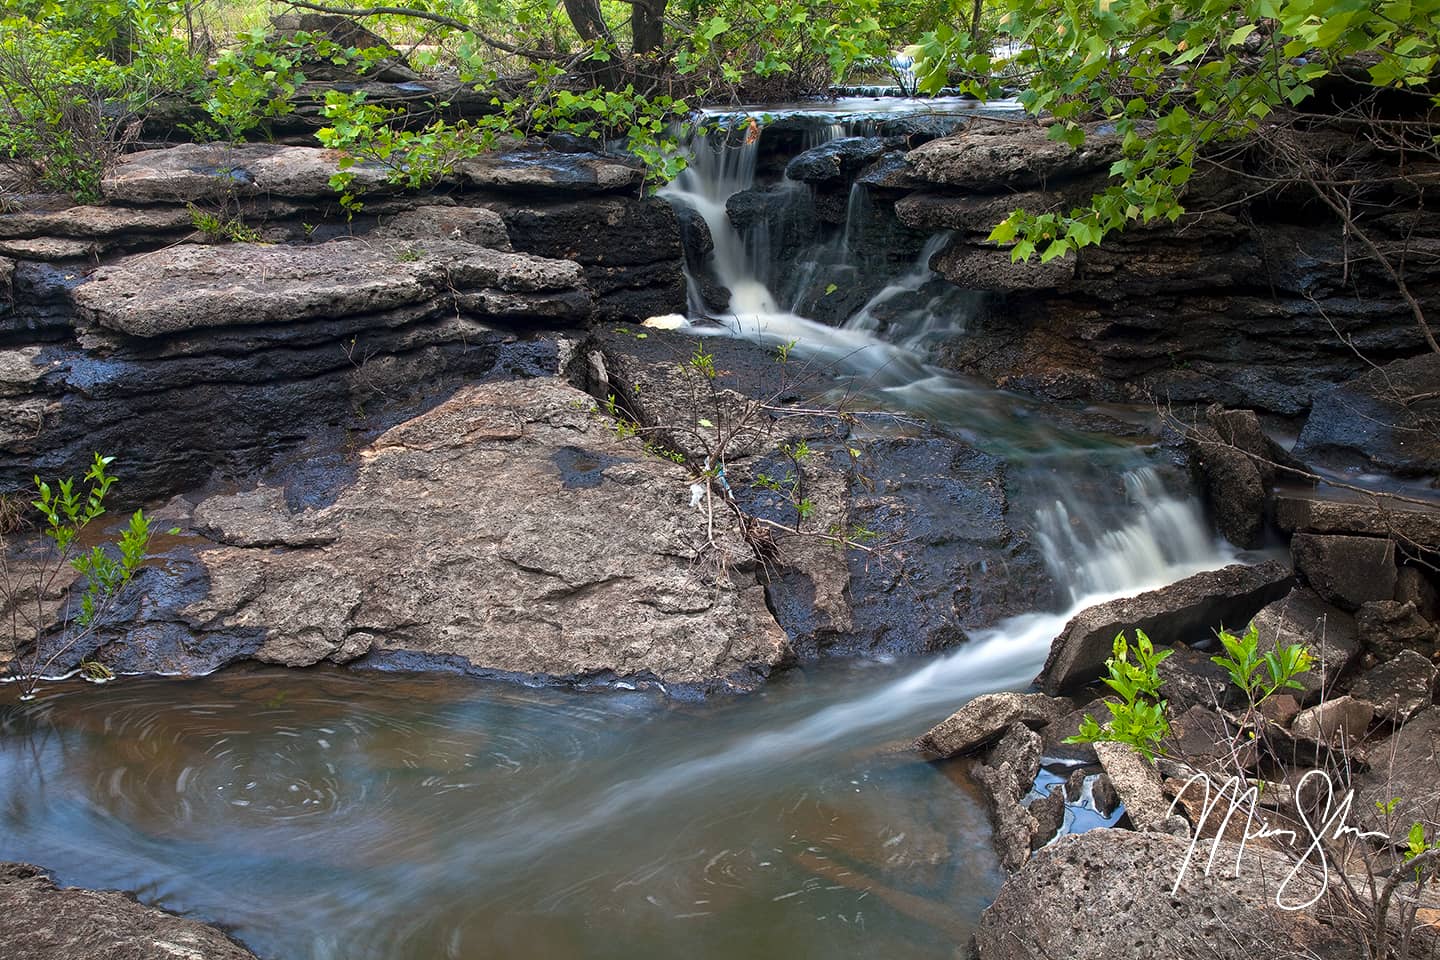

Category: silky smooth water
[0, 112, 1235, 960]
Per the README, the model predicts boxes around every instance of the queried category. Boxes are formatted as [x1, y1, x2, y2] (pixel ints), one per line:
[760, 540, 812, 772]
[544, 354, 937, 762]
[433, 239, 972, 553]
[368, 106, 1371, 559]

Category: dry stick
[1374, 847, 1440, 958]
[1285, 143, 1439, 355]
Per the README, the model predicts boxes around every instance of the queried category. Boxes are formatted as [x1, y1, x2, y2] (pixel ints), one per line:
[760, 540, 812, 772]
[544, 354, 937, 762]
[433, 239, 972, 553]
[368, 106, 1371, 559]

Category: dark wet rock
[1039, 560, 1294, 694]
[1350, 649, 1436, 724]
[838, 436, 1056, 655]
[1089, 774, 1120, 818]
[1188, 427, 1265, 548]
[1040, 702, 1100, 764]
[376, 204, 511, 249]
[784, 137, 894, 185]
[929, 242, 1076, 292]
[458, 151, 645, 195]
[488, 196, 685, 323]
[104, 378, 792, 690]
[1295, 353, 1440, 478]
[975, 723, 1043, 871]
[1093, 741, 1185, 834]
[1274, 491, 1440, 550]
[589, 326, 1054, 660]
[1354, 706, 1440, 835]
[1356, 599, 1440, 660]
[972, 830, 1368, 960]
[1205, 405, 1308, 484]
[1291, 695, 1374, 742]
[1292, 533, 1397, 611]
[1397, 565, 1440, 622]
[905, 121, 1124, 193]
[0, 862, 261, 959]
[1250, 586, 1361, 700]
[1156, 644, 1240, 715]
[894, 190, 1063, 233]
[73, 239, 588, 337]
[853, 151, 914, 190]
[915, 692, 1070, 760]
[930, 194, 1438, 414]
[1028, 786, 1066, 851]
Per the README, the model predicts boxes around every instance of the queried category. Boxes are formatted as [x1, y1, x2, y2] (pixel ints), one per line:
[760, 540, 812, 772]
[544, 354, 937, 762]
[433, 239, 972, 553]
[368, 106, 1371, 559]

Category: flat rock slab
[905, 121, 1124, 192]
[102, 142, 399, 203]
[1275, 491, 1440, 553]
[181, 377, 791, 690]
[458, 150, 644, 194]
[0, 862, 260, 960]
[0, 204, 194, 239]
[973, 830, 1365, 959]
[72, 239, 587, 337]
[1038, 560, 1294, 694]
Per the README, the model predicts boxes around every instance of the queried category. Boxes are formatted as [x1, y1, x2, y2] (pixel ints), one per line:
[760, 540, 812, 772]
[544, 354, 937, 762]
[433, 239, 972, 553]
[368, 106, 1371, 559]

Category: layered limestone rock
[0, 141, 685, 500]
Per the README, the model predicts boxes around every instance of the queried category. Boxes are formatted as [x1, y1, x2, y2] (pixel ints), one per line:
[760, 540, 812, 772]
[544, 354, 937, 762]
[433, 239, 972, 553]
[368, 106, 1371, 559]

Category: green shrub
[1065, 629, 1173, 761]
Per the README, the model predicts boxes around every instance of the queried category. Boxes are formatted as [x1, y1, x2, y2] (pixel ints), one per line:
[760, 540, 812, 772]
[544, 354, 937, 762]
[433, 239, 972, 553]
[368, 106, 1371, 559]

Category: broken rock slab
[164, 377, 792, 692]
[915, 692, 1072, 760]
[1038, 560, 1294, 694]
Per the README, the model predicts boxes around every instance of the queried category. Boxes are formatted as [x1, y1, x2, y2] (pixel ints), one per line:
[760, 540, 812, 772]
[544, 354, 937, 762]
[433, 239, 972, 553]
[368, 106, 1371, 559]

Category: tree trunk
[632, 0, 664, 55]
[971, 0, 983, 42]
[562, 0, 611, 44]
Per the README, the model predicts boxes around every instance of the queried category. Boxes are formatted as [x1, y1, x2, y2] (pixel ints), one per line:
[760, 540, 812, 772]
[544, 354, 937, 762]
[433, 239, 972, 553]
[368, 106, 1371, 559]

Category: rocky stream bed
[1, 78, 1439, 960]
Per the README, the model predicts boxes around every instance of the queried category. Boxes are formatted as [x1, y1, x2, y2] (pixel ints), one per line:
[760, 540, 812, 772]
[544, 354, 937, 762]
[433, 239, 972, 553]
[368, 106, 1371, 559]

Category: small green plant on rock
[186, 203, 262, 244]
[1066, 629, 1172, 761]
[1, 454, 174, 698]
[1210, 620, 1314, 710]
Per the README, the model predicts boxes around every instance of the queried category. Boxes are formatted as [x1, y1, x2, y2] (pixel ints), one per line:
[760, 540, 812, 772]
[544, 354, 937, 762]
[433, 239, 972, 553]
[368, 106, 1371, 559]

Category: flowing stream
[0, 106, 1235, 960]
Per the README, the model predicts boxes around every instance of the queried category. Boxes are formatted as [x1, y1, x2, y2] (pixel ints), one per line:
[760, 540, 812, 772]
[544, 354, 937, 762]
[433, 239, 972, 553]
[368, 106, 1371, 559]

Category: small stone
[1090, 773, 1120, 818]
[1258, 693, 1301, 727]
[1094, 741, 1175, 833]
[1349, 649, 1438, 723]
[915, 692, 1068, 760]
[1291, 695, 1374, 742]
[1028, 787, 1066, 851]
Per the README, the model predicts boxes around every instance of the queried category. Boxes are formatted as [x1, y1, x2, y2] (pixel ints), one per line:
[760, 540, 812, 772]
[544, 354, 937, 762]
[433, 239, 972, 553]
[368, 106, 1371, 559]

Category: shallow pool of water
[0, 662, 1007, 960]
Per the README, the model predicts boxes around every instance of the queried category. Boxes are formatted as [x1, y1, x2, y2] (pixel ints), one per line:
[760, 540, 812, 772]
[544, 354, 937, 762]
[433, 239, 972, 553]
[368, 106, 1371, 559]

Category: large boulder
[0, 862, 261, 960]
[972, 830, 1370, 959]
[1038, 560, 1295, 694]
[1291, 533, 1397, 611]
[1295, 352, 1440, 477]
[65, 378, 793, 692]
